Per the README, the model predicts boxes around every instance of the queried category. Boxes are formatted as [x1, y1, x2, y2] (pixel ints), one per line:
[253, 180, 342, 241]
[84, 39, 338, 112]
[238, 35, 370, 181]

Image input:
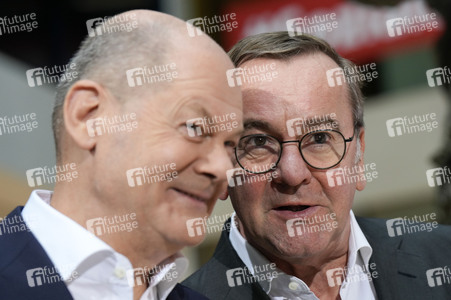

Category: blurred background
[0, 0, 450, 278]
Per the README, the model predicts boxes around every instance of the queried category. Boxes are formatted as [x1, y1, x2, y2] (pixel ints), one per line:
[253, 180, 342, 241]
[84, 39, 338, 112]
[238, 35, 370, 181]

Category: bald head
[53, 9, 232, 161]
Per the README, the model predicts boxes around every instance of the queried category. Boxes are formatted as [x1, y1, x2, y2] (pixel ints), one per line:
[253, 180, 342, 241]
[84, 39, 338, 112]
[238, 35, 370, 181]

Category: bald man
[0, 10, 242, 300]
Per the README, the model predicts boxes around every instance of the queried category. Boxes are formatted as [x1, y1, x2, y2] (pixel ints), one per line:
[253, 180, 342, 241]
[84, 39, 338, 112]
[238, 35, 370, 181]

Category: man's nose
[272, 142, 312, 187]
[195, 141, 233, 183]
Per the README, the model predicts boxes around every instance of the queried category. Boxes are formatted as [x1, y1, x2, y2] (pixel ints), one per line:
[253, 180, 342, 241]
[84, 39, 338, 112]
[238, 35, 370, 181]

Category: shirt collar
[22, 189, 188, 299]
[229, 212, 277, 293]
[348, 210, 373, 269]
[22, 189, 115, 280]
[153, 255, 188, 300]
[229, 210, 373, 294]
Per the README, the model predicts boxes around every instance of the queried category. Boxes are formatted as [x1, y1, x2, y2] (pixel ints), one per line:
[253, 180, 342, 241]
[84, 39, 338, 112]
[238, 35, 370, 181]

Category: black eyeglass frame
[235, 129, 356, 174]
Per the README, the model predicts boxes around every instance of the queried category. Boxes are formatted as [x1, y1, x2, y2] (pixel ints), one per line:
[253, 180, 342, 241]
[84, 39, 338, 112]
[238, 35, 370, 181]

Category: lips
[275, 205, 310, 212]
[271, 203, 320, 219]
[173, 188, 211, 203]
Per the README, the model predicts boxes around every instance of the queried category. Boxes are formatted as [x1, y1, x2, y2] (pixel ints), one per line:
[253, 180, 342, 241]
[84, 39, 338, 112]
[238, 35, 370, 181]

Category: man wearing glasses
[184, 32, 451, 299]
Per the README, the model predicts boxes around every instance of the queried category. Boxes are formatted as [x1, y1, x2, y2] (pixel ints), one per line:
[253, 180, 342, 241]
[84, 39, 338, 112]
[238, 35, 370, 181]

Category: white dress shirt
[22, 190, 187, 300]
[229, 210, 377, 300]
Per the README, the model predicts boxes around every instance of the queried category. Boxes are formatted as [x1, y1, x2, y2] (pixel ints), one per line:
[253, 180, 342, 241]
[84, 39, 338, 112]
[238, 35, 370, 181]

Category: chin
[267, 234, 324, 258]
[271, 242, 317, 259]
[167, 221, 207, 247]
[176, 231, 206, 248]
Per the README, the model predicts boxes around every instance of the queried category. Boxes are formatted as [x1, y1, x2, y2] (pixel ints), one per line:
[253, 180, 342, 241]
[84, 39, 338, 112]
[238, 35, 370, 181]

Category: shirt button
[288, 281, 299, 291]
[114, 267, 126, 279]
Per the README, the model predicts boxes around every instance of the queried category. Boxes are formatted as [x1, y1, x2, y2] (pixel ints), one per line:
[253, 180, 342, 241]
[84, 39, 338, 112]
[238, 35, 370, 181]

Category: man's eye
[312, 132, 329, 144]
[179, 123, 206, 141]
[241, 135, 273, 148]
[249, 136, 268, 146]
[191, 124, 202, 131]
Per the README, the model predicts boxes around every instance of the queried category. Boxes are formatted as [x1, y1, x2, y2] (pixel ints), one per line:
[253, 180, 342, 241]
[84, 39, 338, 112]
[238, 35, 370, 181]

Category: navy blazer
[183, 217, 451, 300]
[0, 206, 208, 300]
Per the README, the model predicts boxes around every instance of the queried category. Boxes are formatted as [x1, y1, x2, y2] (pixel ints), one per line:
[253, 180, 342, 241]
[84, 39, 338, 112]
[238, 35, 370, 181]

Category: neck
[51, 183, 178, 300]
[271, 252, 347, 299]
[239, 220, 349, 300]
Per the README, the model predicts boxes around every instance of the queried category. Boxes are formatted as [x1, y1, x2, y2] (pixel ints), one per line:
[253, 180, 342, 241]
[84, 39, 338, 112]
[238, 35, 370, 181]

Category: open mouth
[275, 205, 310, 212]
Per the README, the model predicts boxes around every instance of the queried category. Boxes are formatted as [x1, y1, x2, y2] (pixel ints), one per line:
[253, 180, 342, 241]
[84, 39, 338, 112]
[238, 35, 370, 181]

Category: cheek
[139, 186, 188, 228]
[315, 173, 355, 222]
[229, 181, 267, 216]
[206, 199, 218, 216]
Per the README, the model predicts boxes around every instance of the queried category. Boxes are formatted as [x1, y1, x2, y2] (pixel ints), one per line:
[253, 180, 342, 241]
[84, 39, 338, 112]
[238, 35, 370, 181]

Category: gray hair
[52, 15, 171, 161]
[228, 31, 365, 132]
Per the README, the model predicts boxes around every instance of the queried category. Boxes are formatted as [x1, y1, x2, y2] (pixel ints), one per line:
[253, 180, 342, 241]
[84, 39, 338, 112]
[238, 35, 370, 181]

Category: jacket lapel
[357, 217, 432, 300]
[205, 219, 270, 299]
[0, 206, 74, 300]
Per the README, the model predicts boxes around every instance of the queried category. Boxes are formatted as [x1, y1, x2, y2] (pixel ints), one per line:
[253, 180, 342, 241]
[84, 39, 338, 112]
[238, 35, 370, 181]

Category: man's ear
[63, 80, 108, 152]
[356, 128, 366, 191]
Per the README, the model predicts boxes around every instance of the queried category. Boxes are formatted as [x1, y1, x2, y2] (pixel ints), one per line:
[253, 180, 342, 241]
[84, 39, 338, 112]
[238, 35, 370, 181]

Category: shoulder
[0, 206, 29, 269]
[357, 216, 451, 258]
[183, 219, 244, 298]
[168, 283, 209, 300]
[357, 216, 451, 240]
[183, 234, 234, 296]
[0, 207, 73, 299]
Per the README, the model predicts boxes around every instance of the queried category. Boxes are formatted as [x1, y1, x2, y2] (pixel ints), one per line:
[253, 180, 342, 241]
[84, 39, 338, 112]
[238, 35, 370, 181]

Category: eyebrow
[243, 115, 344, 138]
[194, 106, 210, 118]
[243, 119, 274, 132]
[178, 103, 212, 121]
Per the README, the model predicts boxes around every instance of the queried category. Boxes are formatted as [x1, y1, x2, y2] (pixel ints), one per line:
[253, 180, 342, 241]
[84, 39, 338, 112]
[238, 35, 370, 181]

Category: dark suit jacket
[183, 217, 451, 300]
[0, 206, 208, 300]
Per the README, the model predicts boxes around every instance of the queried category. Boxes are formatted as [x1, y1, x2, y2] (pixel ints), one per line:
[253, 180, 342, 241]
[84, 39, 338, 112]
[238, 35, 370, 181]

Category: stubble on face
[230, 53, 363, 267]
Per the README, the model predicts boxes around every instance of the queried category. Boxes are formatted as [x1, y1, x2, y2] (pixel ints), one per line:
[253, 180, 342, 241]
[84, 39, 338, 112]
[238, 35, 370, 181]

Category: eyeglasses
[235, 129, 355, 174]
